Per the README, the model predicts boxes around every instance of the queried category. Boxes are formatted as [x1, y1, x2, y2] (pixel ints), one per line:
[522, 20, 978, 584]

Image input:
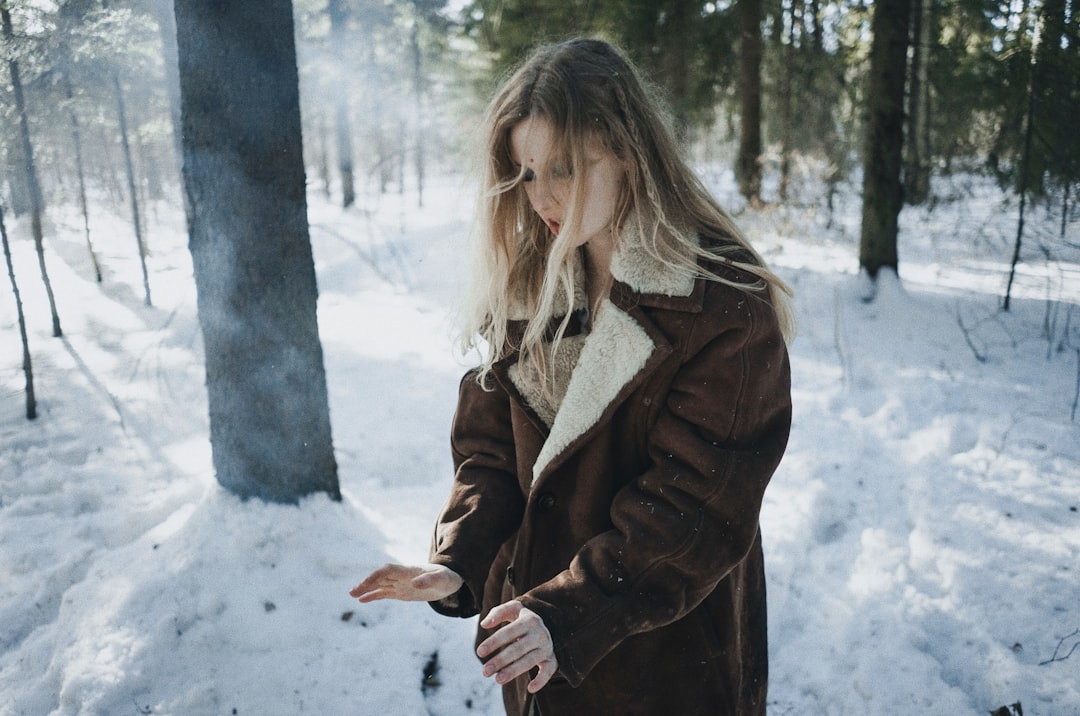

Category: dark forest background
[2, 0, 1077, 501]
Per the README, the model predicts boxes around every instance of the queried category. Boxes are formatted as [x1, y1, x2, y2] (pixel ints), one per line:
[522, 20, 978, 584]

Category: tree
[62, 71, 102, 283]
[108, 46, 153, 305]
[173, 0, 340, 503]
[152, 0, 192, 229]
[0, 203, 35, 420]
[903, 0, 933, 205]
[736, 0, 765, 206]
[859, 0, 911, 279]
[2, 3, 62, 337]
[463, 0, 737, 133]
[327, 0, 356, 208]
[1003, 0, 1077, 309]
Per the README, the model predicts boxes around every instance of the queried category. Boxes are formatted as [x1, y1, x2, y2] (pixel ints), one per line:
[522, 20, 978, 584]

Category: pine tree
[860, 0, 911, 279]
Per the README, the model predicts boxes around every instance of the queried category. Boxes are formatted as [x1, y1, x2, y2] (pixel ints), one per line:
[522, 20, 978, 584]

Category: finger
[481, 631, 542, 675]
[490, 647, 546, 685]
[477, 619, 532, 658]
[480, 600, 522, 630]
[527, 658, 558, 693]
[350, 574, 400, 599]
[354, 587, 397, 602]
[348, 564, 408, 597]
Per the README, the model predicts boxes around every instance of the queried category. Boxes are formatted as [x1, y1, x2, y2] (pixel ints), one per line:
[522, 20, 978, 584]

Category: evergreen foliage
[2, 0, 1075, 214]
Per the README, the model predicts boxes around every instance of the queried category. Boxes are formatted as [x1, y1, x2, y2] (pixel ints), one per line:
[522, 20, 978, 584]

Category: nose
[525, 177, 560, 216]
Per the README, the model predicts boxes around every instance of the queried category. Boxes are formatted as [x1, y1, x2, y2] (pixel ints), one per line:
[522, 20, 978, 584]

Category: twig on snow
[1039, 628, 1080, 666]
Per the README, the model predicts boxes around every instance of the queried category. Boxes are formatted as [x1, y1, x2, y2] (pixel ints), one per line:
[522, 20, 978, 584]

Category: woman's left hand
[477, 600, 558, 693]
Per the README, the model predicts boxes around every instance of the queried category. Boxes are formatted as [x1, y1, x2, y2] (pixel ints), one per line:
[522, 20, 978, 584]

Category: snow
[2, 169, 1078, 716]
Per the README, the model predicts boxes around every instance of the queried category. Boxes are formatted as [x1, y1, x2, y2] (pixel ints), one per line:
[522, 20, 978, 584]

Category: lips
[546, 218, 562, 235]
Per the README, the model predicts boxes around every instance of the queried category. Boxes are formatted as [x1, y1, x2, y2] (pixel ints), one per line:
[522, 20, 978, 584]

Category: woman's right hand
[348, 563, 464, 603]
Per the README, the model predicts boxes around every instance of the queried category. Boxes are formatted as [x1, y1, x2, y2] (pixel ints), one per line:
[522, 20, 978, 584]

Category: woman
[350, 38, 793, 716]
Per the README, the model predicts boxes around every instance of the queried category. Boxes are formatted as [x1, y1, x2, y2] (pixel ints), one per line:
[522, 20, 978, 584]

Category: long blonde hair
[460, 38, 793, 388]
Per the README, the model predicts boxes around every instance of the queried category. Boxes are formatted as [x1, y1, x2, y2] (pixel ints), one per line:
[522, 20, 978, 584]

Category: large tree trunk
[736, 0, 765, 207]
[859, 0, 911, 279]
[3, 6, 62, 337]
[174, 0, 340, 503]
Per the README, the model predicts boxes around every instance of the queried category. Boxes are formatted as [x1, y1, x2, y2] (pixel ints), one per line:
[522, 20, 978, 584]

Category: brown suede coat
[429, 235, 791, 716]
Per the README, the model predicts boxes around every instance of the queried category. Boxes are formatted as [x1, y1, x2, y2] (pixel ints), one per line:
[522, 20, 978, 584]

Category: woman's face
[509, 116, 624, 249]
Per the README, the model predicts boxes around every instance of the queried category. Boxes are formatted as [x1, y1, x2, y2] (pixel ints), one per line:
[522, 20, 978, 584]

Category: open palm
[349, 563, 463, 603]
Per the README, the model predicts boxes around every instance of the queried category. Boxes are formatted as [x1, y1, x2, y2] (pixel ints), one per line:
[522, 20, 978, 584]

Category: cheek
[584, 177, 620, 226]
[522, 184, 541, 212]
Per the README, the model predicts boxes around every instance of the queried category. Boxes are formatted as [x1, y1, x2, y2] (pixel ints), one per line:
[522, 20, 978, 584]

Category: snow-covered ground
[1, 167, 1078, 716]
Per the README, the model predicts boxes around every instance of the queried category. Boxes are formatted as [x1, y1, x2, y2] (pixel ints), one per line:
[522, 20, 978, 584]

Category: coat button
[537, 492, 557, 510]
[506, 566, 516, 586]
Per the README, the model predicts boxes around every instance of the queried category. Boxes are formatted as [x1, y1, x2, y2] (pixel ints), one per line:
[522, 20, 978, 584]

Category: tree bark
[410, 17, 425, 208]
[904, 0, 933, 205]
[1004, 0, 1054, 310]
[113, 73, 153, 306]
[0, 204, 36, 420]
[779, 0, 798, 202]
[153, 0, 193, 230]
[3, 5, 62, 337]
[174, 0, 340, 503]
[658, 0, 694, 138]
[64, 73, 102, 283]
[736, 0, 765, 207]
[328, 0, 356, 208]
[859, 0, 911, 278]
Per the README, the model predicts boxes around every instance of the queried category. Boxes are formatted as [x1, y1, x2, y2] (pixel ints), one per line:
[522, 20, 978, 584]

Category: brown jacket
[429, 234, 791, 716]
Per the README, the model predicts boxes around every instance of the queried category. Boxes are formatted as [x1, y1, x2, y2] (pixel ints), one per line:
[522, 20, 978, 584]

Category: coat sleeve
[428, 370, 526, 618]
[517, 292, 792, 686]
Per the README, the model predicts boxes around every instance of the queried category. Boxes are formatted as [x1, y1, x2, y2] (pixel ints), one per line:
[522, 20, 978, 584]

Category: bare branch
[1039, 628, 1080, 666]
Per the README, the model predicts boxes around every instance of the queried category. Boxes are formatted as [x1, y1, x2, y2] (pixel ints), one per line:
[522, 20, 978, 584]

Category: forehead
[508, 116, 559, 165]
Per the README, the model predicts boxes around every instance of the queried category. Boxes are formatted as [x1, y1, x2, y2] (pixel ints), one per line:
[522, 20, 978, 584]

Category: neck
[583, 235, 614, 317]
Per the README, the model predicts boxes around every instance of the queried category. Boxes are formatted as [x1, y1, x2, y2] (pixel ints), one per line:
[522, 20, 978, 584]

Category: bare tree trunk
[328, 0, 356, 208]
[113, 74, 153, 306]
[153, 0, 192, 229]
[410, 17, 425, 208]
[1004, 3, 1045, 310]
[3, 6, 61, 337]
[779, 0, 797, 202]
[174, 0, 340, 503]
[65, 74, 102, 283]
[0, 204, 36, 420]
[904, 0, 932, 205]
[736, 0, 765, 207]
[1063, 183, 1071, 241]
[859, 0, 911, 279]
[317, 112, 332, 199]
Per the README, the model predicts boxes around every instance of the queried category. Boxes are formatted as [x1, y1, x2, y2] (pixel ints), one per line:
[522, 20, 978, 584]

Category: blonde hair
[460, 38, 793, 389]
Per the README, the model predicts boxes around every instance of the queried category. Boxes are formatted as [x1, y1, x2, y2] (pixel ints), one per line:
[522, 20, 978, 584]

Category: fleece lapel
[526, 227, 700, 483]
[530, 299, 657, 481]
